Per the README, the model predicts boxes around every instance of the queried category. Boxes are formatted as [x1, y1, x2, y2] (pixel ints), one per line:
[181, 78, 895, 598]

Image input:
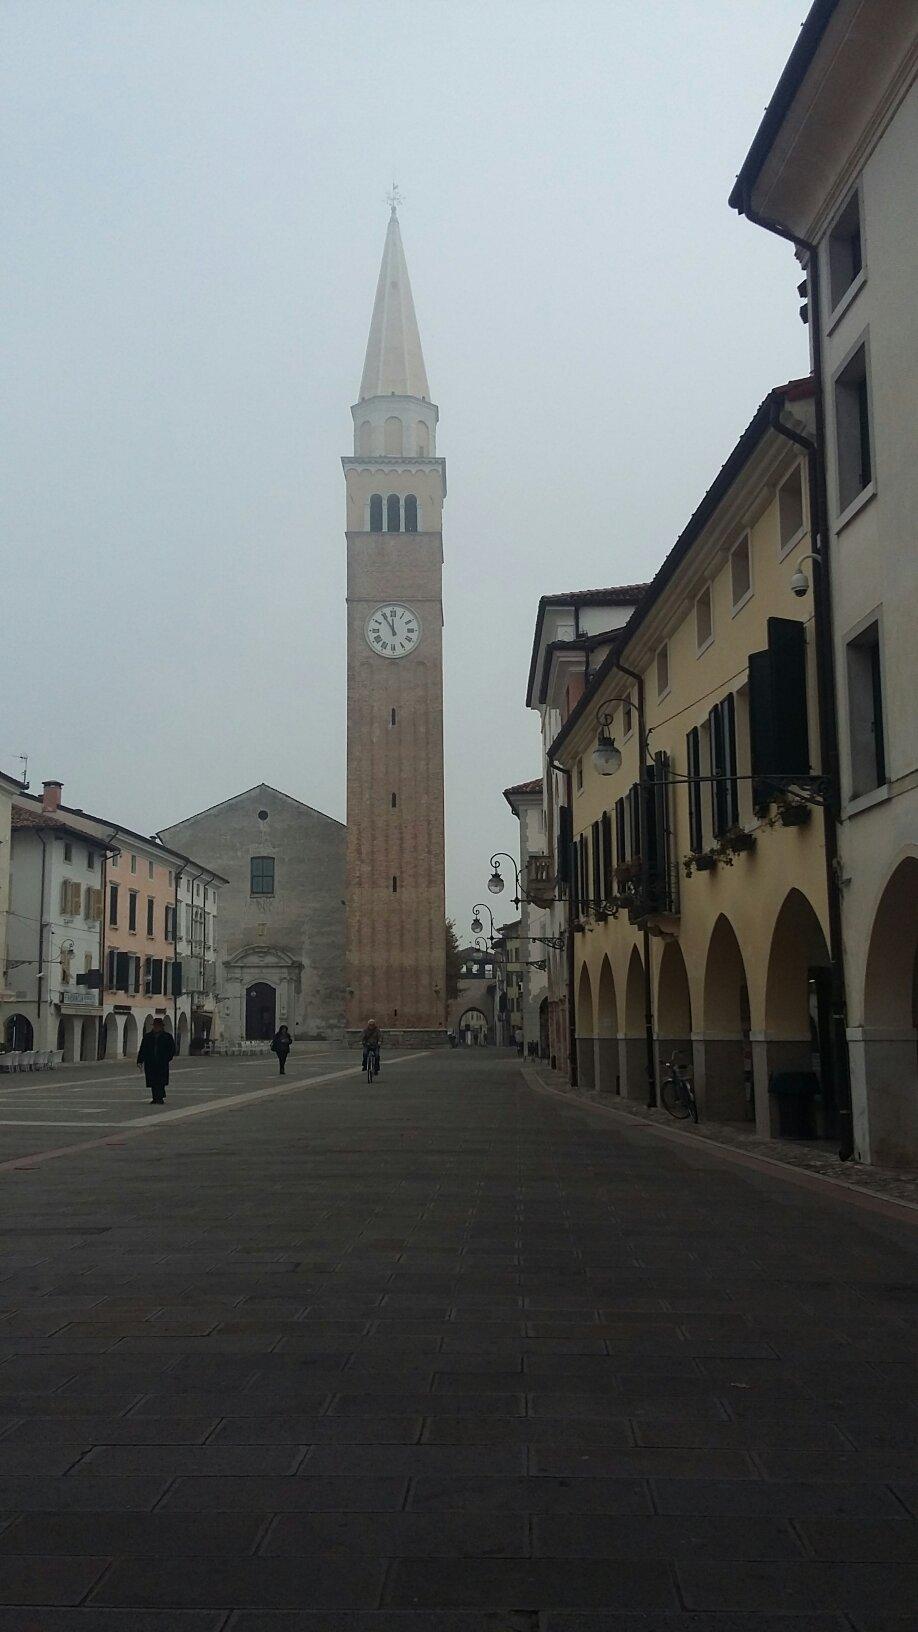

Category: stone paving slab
[0, 1049, 916, 1622]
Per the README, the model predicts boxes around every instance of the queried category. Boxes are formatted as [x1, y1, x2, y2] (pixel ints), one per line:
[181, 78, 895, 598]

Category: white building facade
[732, 0, 918, 1166]
[503, 780, 549, 1056]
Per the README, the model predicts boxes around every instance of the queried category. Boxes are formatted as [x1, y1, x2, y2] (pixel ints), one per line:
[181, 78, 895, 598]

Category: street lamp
[471, 902, 496, 940]
[592, 708, 622, 776]
[488, 852, 522, 908]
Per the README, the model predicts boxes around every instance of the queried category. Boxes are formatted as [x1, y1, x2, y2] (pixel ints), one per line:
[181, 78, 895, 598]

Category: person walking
[271, 1025, 292, 1075]
[137, 1017, 175, 1105]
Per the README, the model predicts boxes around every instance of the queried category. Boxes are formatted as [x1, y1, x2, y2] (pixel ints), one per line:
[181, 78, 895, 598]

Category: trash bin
[768, 1070, 819, 1138]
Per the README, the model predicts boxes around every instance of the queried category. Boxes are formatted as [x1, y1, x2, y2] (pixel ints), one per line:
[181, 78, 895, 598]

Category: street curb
[520, 1065, 918, 1228]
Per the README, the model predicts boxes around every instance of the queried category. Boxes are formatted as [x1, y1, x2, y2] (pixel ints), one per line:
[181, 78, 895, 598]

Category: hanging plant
[683, 850, 716, 878]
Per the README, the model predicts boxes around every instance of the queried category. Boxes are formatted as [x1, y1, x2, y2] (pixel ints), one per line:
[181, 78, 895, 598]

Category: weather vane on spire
[387, 180, 403, 215]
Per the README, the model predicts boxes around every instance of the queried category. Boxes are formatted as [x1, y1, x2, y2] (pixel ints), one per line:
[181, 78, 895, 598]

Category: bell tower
[343, 202, 447, 1045]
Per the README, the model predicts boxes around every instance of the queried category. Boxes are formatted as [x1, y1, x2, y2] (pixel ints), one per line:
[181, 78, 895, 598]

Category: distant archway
[861, 857, 918, 1166]
[5, 1015, 33, 1052]
[458, 1007, 489, 1045]
[369, 494, 383, 532]
[101, 1013, 120, 1060]
[121, 1012, 139, 1059]
[576, 962, 595, 1089]
[386, 493, 401, 532]
[702, 914, 751, 1122]
[177, 1012, 190, 1055]
[595, 955, 619, 1094]
[623, 945, 646, 1100]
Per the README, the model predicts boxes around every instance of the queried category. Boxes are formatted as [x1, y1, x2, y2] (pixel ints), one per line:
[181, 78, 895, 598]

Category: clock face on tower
[364, 604, 421, 659]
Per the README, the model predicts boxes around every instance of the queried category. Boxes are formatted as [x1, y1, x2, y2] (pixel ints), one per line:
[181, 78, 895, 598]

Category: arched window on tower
[385, 416, 403, 455]
[416, 420, 429, 456]
[404, 494, 418, 533]
[369, 494, 383, 533]
[358, 420, 372, 455]
[386, 494, 401, 532]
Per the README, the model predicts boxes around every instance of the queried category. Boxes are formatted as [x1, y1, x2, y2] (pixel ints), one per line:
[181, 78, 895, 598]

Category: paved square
[0, 1047, 915, 1628]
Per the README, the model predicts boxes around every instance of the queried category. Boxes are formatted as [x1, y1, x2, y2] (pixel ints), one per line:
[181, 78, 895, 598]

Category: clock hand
[385, 613, 398, 637]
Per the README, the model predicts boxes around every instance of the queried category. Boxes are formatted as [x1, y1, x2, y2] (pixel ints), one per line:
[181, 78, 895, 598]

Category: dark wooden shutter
[628, 783, 642, 859]
[748, 650, 775, 812]
[686, 728, 703, 851]
[722, 693, 739, 828]
[115, 951, 130, 991]
[557, 804, 571, 884]
[133, 955, 141, 994]
[579, 834, 589, 908]
[106, 948, 116, 988]
[172, 960, 183, 997]
[767, 617, 810, 776]
[591, 821, 602, 908]
[601, 811, 613, 902]
[709, 704, 726, 837]
[570, 835, 580, 919]
[614, 797, 626, 869]
[151, 959, 163, 996]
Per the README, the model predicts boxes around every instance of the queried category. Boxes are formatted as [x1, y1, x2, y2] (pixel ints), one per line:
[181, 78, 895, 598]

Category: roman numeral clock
[342, 203, 447, 1047]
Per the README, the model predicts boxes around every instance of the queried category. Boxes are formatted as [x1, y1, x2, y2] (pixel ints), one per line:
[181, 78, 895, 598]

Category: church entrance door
[246, 982, 276, 1040]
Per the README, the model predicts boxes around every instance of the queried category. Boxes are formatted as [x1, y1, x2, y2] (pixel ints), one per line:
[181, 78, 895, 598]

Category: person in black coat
[271, 1025, 292, 1075]
[137, 1018, 175, 1105]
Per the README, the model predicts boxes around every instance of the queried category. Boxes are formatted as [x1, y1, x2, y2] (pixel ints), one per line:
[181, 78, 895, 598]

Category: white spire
[358, 205, 430, 402]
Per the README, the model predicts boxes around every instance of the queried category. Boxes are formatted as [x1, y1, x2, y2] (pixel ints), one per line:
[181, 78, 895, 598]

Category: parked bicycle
[660, 1056, 698, 1123]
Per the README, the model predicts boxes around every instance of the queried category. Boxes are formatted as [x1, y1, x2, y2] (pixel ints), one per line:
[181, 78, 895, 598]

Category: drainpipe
[734, 188, 854, 1161]
[172, 866, 181, 1045]
[607, 657, 657, 1109]
[769, 394, 854, 1162]
[548, 756, 577, 1087]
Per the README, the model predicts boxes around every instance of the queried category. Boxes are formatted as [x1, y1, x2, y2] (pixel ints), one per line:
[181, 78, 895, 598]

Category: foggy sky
[1, 0, 809, 945]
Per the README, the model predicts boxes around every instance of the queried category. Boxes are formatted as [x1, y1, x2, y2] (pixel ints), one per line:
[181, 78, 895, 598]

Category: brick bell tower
[343, 200, 447, 1047]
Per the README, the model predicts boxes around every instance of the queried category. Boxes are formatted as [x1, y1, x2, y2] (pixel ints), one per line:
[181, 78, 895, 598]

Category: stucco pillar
[749, 1032, 771, 1138]
[850, 1025, 918, 1168]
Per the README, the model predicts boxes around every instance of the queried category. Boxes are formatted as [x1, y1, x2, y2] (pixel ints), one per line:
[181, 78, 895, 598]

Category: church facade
[160, 784, 345, 1043]
[343, 206, 447, 1046]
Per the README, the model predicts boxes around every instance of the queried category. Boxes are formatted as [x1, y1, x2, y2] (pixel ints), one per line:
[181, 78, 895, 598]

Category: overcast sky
[1, 0, 809, 942]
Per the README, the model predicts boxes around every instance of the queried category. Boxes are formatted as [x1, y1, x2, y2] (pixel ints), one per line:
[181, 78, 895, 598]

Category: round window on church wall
[257, 809, 269, 822]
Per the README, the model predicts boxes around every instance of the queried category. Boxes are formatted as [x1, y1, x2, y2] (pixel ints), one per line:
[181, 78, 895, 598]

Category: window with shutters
[695, 586, 713, 653]
[87, 849, 95, 871]
[146, 898, 154, 936]
[656, 643, 670, 699]
[250, 856, 275, 895]
[846, 619, 886, 798]
[614, 797, 626, 871]
[778, 466, 806, 556]
[730, 532, 753, 609]
[60, 879, 81, 916]
[106, 948, 116, 988]
[165, 904, 175, 943]
[128, 891, 138, 933]
[557, 804, 572, 887]
[570, 834, 581, 920]
[109, 884, 119, 927]
[578, 833, 589, 912]
[591, 821, 602, 911]
[834, 338, 874, 517]
[63, 843, 72, 863]
[648, 751, 678, 915]
[114, 950, 130, 992]
[708, 693, 739, 838]
[686, 728, 704, 853]
[148, 859, 154, 880]
[130, 854, 137, 875]
[150, 959, 163, 996]
[748, 618, 810, 811]
[143, 956, 152, 996]
[601, 811, 613, 904]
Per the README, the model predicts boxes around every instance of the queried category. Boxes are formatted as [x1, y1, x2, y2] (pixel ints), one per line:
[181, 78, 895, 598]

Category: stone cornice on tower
[358, 208, 431, 404]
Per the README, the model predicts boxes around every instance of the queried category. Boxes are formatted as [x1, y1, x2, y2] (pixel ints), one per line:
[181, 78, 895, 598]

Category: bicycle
[660, 1057, 698, 1123]
[364, 1045, 380, 1084]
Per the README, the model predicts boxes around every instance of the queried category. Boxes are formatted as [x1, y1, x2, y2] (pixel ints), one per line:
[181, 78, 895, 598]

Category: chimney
[42, 780, 62, 814]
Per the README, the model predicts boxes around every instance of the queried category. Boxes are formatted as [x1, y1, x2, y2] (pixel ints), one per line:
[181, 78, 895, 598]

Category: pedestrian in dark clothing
[271, 1025, 292, 1075]
[137, 1018, 175, 1105]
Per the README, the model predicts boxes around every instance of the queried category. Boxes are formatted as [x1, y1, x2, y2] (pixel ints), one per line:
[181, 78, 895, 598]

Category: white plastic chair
[19, 1051, 35, 1071]
[50, 1049, 63, 1068]
[0, 1053, 17, 1074]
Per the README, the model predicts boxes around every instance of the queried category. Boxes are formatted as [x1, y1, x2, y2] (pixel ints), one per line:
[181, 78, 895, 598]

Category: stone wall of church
[160, 785, 345, 1041]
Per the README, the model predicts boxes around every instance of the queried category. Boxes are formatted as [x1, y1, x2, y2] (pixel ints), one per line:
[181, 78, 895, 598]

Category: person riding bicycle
[361, 1018, 381, 1076]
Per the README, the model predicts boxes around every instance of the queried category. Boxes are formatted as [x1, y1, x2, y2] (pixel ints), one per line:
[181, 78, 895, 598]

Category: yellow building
[550, 379, 843, 1142]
